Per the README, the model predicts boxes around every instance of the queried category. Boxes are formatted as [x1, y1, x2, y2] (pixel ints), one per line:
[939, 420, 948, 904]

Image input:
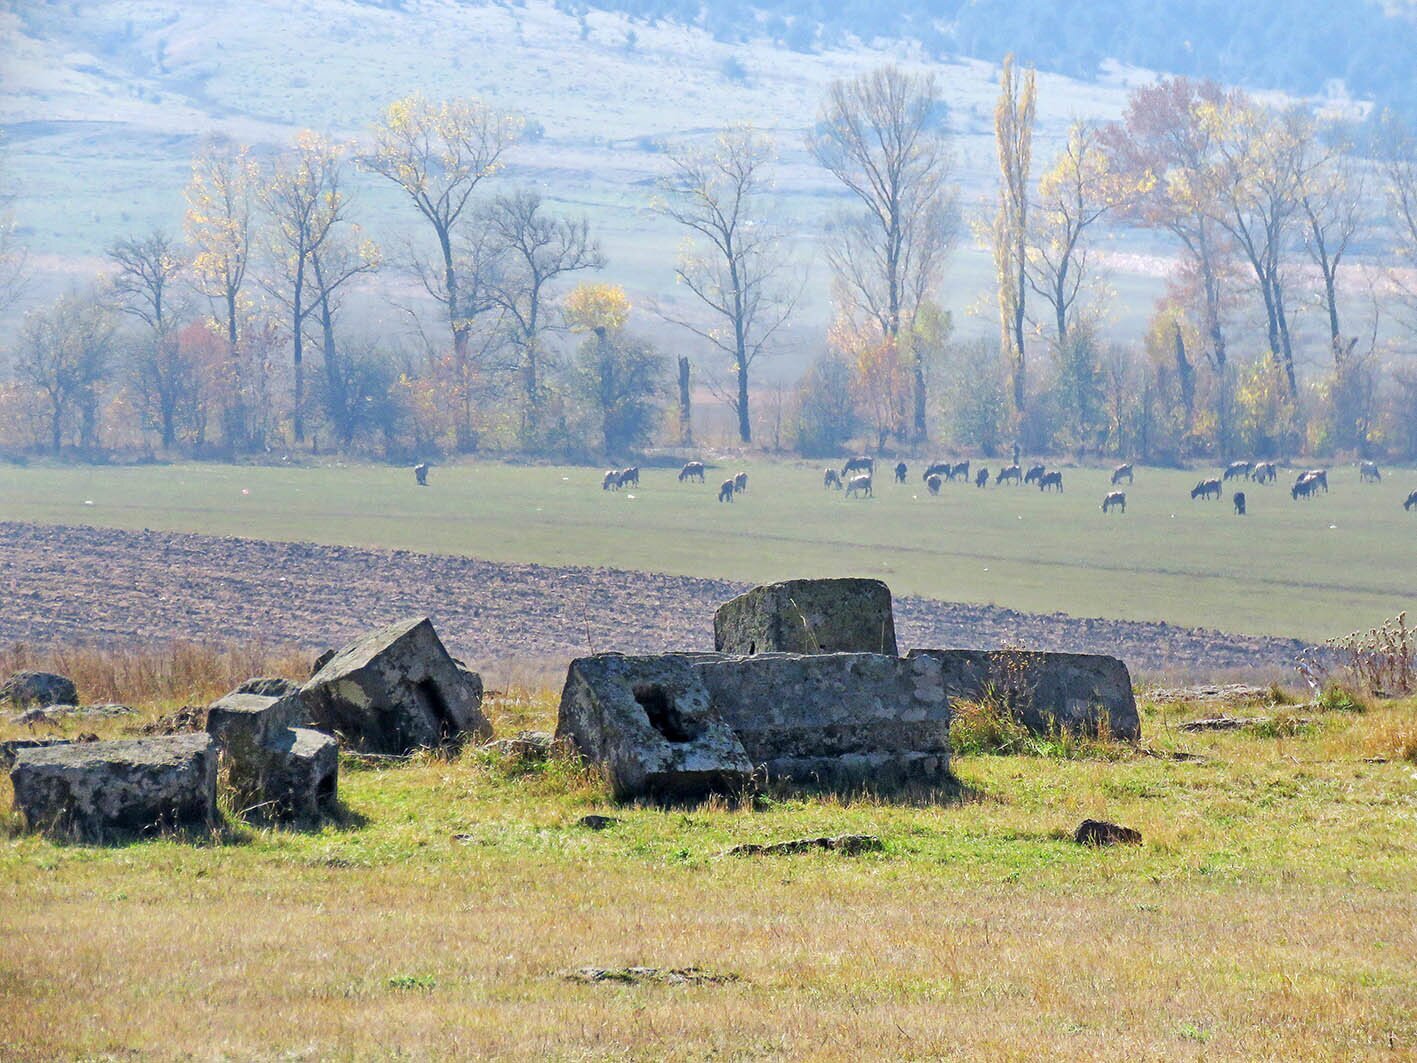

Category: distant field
[3, 459, 1414, 641]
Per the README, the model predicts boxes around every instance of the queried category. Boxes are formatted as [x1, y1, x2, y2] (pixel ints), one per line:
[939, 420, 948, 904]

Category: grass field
[2, 459, 1414, 642]
[2, 653, 1415, 1059]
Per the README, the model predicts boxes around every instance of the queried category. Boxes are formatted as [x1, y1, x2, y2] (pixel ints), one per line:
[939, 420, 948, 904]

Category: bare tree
[483, 189, 603, 424]
[309, 233, 381, 448]
[1295, 120, 1364, 356]
[991, 55, 1036, 414]
[654, 125, 796, 444]
[809, 66, 956, 442]
[260, 132, 348, 442]
[16, 290, 117, 453]
[107, 230, 191, 447]
[361, 96, 522, 359]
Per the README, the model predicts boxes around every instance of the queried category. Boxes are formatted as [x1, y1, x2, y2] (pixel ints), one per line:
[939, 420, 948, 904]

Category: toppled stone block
[206, 690, 334, 822]
[555, 654, 752, 801]
[302, 617, 490, 754]
[713, 578, 897, 656]
[9, 734, 217, 840]
[907, 648, 1140, 741]
[694, 652, 951, 790]
[1, 737, 79, 769]
[1, 671, 78, 708]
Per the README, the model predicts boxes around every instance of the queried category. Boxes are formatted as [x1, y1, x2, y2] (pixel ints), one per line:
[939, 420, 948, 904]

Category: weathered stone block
[235, 676, 303, 700]
[693, 652, 951, 790]
[10, 734, 217, 840]
[206, 690, 334, 821]
[555, 654, 752, 801]
[906, 648, 1139, 740]
[255, 727, 339, 822]
[301, 617, 489, 754]
[1, 671, 77, 708]
[713, 579, 897, 656]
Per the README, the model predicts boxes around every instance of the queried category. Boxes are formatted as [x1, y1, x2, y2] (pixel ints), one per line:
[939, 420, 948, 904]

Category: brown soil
[0, 521, 1310, 681]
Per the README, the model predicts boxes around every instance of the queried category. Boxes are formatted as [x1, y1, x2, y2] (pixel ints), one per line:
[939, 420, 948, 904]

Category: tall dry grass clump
[0, 642, 310, 707]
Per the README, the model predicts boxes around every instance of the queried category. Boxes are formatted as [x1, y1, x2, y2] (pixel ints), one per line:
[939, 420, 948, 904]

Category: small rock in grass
[486, 731, 553, 760]
[578, 814, 619, 831]
[1074, 819, 1142, 846]
[725, 833, 883, 857]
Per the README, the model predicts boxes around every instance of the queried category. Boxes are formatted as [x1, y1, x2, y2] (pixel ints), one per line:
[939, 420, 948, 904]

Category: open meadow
[1, 647, 1415, 1059]
[1, 458, 1413, 643]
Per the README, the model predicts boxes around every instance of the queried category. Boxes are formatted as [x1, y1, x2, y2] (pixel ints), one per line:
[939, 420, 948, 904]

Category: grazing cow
[678, 461, 706, 483]
[413, 462, 429, 486]
[1023, 463, 1045, 485]
[1292, 478, 1316, 501]
[1302, 468, 1329, 493]
[845, 473, 873, 498]
[1233, 491, 1247, 516]
[922, 461, 951, 483]
[619, 466, 640, 488]
[718, 479, 736, 503]
[602, 469, 620, 491]
[1102, 491, 1126, 513]
[949, 460, 971, 482]
[1111, 463, 1134, 485]
[1360, 460, 1381, 483]
[1039, 470, 1063, 492]
[824, 468, 842, 490]
[926, 474, 942, 495]
[893, 461, 908, 484]
[996, 464, 1023, 486]
[974, 468, 989, 488]
[1191, 478, 1222, 501]
[1251, 461, 1277, 484]
[842, 455, 874, 477]
[733, 471, 748, 493]
[1405, 490, 1417, 511]
[1223, 460, 1252, 481]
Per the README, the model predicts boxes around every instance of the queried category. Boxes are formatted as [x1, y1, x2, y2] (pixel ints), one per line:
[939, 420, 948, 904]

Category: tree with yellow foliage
[992, 55, 1036, 415]
[565, 283, 664, 455]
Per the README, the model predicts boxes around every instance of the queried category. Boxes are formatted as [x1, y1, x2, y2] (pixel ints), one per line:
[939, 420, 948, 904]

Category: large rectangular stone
[714, 579, 898, 656]
[906, 648, 1139, 740]
[10, 734, 217, 840]
[556, 654, 753, 801]
[692, 652, 950, 790]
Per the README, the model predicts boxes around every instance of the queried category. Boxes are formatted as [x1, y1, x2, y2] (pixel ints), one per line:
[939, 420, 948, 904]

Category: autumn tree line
[8, 64, 1417, 463]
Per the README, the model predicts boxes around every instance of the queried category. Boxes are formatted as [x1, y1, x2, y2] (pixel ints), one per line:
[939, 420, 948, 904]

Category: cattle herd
[565, 455, 1417, 517]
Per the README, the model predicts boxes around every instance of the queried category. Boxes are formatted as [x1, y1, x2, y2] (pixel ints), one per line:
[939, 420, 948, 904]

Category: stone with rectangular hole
[555, 654, 752, 801]
[713, 579, 897, 656]
[692, 652, 950, 790]
[10, 734, 217, 841]
[906, 648, 1139, 740]
[301, 617, 489, 755]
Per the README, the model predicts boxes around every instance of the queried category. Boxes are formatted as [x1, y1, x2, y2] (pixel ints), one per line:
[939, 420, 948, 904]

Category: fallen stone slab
[714, 578, 898, 656]
[1, 671, 77, 708]
[0, 736, 93, 769]
[693, 652, 951, 790]
[302, 617, 490, 755]
[9, 734, 217, 840]
[206, 690, 335, 822]
[556, 654, 752, 801]
[1146, 684, 1275, 705]
[235, 676, 303, 700]
[562, 966, 738, 986]
[725, 834, 883, 857]
[1074, 819, 1142, 846]
[1178, 715, 1263, 732]
[485, 731, 553, 760]
[907, 648, 1140, 741]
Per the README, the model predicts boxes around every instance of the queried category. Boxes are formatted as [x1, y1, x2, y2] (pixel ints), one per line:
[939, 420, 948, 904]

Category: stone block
[906, 648, 1139, 740]
[555, 654, 752, 801]
[301, 617, 489, 754]
[10, 734, 217, 840]
[713, 579, 897, 656]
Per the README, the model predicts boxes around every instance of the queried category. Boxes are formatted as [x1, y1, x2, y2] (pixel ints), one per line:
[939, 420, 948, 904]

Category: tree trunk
[912, 362, 927, 442]
[677, 355, 692, 445]
[736, 360, 751, 444]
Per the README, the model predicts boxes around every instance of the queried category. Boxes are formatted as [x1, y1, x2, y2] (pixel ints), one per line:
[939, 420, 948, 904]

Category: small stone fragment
[1074, 819, 1142, 846]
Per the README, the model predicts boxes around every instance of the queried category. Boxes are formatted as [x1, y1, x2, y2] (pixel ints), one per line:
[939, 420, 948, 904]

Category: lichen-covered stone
[10, 734, 216, 840]
[254, 727, 338, 822]
[205, 690, 334, 821]
[555, 654, 752, 801]
[693, 652, 950, 790]
[234, 676, 303, 700]
[301, 617, 489, 754]
[1, 670, 78, 708]
[713, 579, 897, 656]
[906, 648, 1139, 740]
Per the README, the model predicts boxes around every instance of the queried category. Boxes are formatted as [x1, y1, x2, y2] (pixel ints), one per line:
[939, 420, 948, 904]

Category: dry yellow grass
[2, 662, 1415, 1059]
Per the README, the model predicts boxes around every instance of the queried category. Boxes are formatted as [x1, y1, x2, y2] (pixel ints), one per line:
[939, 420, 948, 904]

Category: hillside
[1, 0, 1178, 365]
